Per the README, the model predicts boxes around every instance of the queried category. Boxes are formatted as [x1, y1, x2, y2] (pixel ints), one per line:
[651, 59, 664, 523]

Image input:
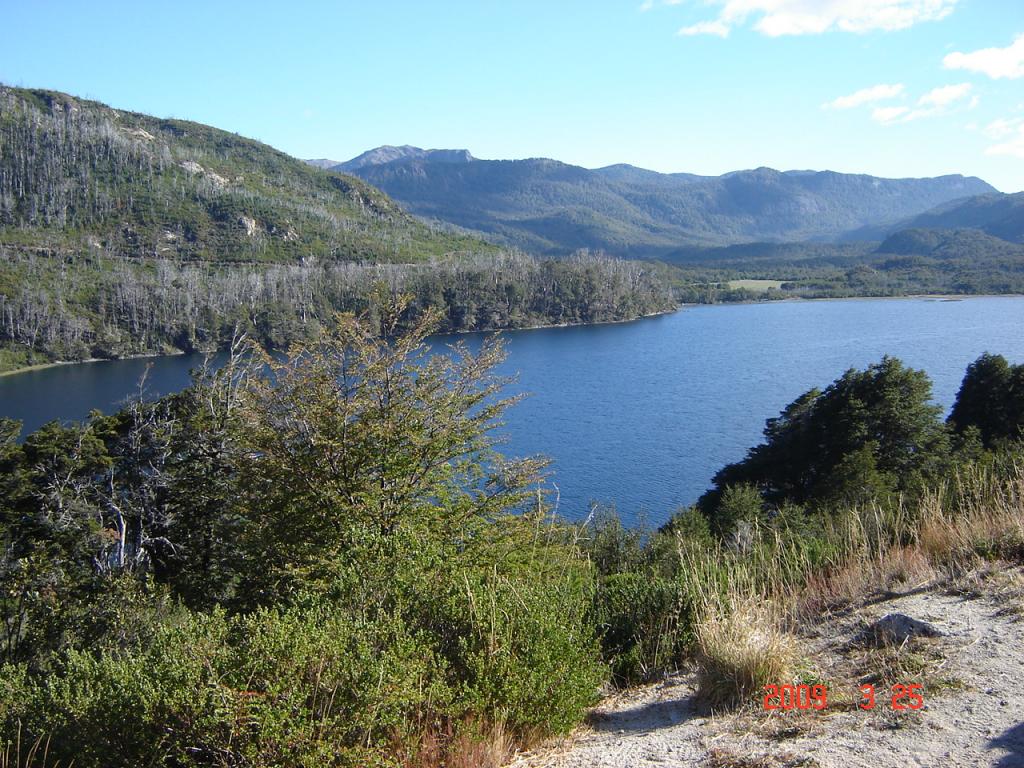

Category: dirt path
[513, 572, 1024, 768]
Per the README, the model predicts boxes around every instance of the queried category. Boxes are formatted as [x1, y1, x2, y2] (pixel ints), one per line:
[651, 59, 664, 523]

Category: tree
[229, 293, 546, 607]
[712, 484, 764, 538]
[0, 417, 115, 663]
[701, 357, 949, 526]
[950, 353, 1024, 447]
[813, 442, 896, 512]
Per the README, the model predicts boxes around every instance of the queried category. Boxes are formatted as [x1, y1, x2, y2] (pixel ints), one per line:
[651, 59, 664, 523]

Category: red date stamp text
[763, 683, 924, 711]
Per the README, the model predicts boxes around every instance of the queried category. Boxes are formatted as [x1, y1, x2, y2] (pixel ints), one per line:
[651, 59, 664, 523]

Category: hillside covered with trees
[0, 87, 486, 264]
[664, 228, 1024, 303]
[0, 86, 677, 372]
[0, 246, 674, 372]
[851, 191, 1024, 244]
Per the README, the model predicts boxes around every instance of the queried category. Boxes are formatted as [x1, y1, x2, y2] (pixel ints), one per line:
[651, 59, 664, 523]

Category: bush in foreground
[0, 297, 603, 767]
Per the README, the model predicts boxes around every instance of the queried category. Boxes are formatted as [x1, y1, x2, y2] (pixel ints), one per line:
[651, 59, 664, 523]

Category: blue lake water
[3, 296, 1023, 525]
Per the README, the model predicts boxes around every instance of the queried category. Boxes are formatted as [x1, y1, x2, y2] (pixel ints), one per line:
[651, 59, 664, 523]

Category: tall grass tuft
[693, 596, 797, 712]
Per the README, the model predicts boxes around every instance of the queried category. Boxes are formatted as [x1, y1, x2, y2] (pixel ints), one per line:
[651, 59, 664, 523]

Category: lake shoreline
[808, 292, 1024, 303]
[685, 292, 1024, 309]
[0, 350, 187, 379]
[0, 308, 680, 377]
[4, 295, 1023, 513]
[2, 292, 1021, 377]
[444, 306, 680, 336]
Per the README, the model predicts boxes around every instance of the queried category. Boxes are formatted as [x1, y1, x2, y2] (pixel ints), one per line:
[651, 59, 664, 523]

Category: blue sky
[2, 1, 1022, 191]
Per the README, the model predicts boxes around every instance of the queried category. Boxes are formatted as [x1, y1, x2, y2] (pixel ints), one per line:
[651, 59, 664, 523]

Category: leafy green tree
[713, 484, 765, 538]
[950, 353, 1024, 447]
[814, 442, 897, 512]
[229, 295, 546, 607]
[702, 357, 949, 525]
[662, 505, 714, 548]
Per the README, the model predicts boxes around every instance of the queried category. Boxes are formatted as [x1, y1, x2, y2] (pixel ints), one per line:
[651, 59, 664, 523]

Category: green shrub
[228, 603, 445, 767]
[3, 520, 604, 767]
[440, 568, 603, 737]
[595, 572, 689, 684]
[11, 610, 233, 768]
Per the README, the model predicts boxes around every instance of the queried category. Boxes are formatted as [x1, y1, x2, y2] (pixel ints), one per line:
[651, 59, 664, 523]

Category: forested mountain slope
[325, 146, 995, 256]
[0, 87, 676, 372]
[850, 192, 1024, 244]
[876, 227, 1024, 257]
[0, 86, 486, 263]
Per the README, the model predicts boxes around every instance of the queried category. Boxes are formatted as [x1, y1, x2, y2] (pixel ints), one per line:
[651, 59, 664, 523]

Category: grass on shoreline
[0, 351, 188, 377]
[0, 361, 64, 378]
[685, 459, 1024, 712]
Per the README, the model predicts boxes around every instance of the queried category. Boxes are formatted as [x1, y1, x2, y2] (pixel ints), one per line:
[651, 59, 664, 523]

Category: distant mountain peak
[304, 158, 344, 170]
[333, 145, 475, 172]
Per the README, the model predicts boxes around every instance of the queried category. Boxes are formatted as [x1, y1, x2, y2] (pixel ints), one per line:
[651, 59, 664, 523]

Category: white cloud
[871, 82, 973, 123]
[986, 123, 1024, 159]
[985, 117, 1024, 139]
[671, 0, 958, 38]
[824, 83, 904, 110]
[944, 34, 1024, 80]
[916, 82, 972, 108]
[872, 105, 911, 124]
[678, 20, 731, 37]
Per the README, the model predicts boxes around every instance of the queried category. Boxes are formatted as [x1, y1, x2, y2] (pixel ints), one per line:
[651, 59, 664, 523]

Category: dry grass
[726, 280, 786, 292]
[0, 729, 58, 768]
[694, 597, 798, 712]
[794, 546, 936, 619]
[688, 461, 1024, 716]
[947, 563, 1024, 618]
[796, 463, 1024, 620]
[395, 720, 516, 768]
[849, 635, 947, 688]
[917, 465, 1024, 567]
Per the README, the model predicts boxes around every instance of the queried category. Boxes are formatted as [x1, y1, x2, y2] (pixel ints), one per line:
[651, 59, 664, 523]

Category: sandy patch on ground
[512, 568, 1024, 768]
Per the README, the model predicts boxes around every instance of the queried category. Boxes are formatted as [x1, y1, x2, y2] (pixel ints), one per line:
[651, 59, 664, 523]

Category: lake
[3, 296, 1023, 525]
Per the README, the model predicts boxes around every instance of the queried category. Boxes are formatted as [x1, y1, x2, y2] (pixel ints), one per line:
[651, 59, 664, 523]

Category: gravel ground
[511, 568, 1024, 768]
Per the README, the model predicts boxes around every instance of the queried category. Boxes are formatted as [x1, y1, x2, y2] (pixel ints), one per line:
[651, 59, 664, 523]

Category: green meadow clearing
[727, 279, 786, 291]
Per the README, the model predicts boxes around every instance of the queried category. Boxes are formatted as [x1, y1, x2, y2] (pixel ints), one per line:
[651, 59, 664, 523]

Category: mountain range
[309, 146, 1005, 257]
[1, 84, 1022, 373]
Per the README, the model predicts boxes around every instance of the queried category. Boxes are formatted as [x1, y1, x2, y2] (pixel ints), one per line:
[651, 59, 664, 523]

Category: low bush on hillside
[0, 297, 602, 767]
